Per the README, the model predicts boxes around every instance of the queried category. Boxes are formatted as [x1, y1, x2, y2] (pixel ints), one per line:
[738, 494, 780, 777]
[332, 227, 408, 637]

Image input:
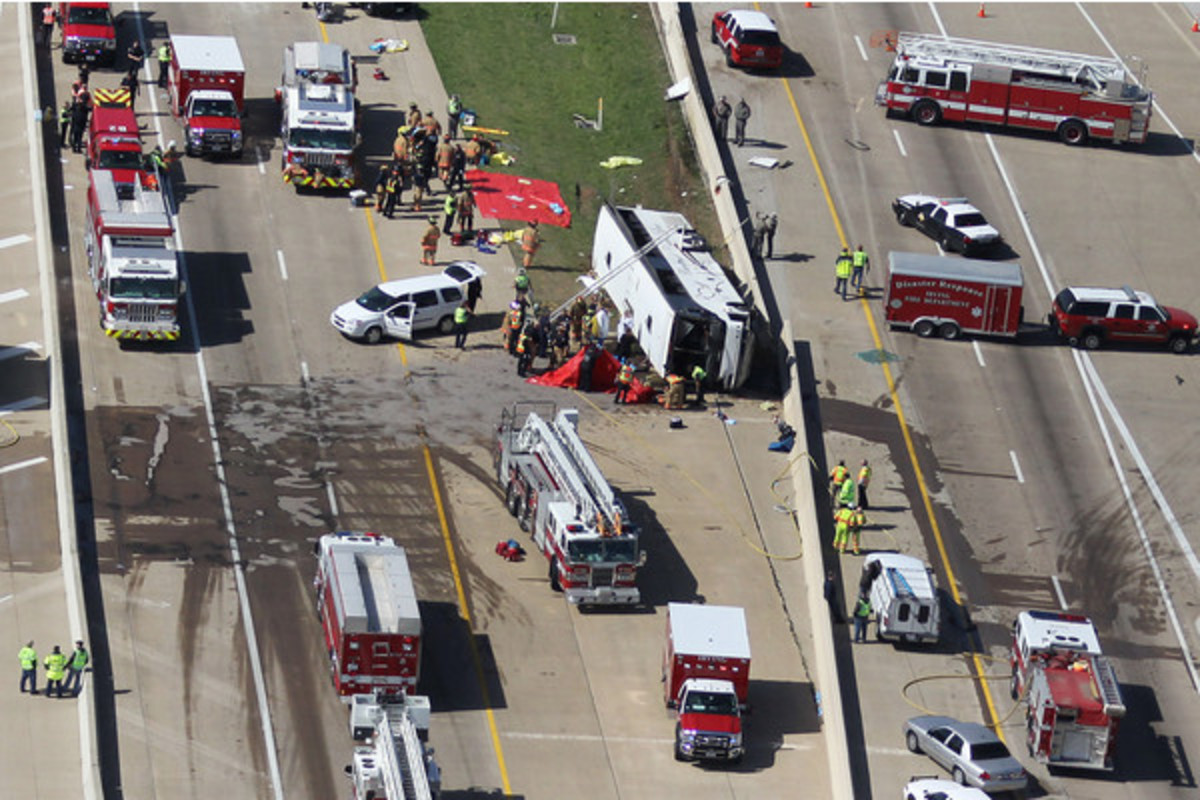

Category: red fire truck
[876, 32, 1153, 146]
[1010, 610, 1125, 770]
[314, 532, 422, 700]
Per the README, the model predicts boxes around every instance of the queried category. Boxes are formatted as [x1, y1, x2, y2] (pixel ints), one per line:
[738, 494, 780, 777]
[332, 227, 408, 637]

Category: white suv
[331, 261, 485, 343]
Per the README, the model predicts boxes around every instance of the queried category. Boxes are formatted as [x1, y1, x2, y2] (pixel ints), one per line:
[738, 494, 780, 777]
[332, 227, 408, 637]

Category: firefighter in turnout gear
[849, 506, 867, 556]
[516, 323, 536, 376]
[614, 359, 634, 404]
[504, 301, 524, 355]
[420, 217, 440, 265]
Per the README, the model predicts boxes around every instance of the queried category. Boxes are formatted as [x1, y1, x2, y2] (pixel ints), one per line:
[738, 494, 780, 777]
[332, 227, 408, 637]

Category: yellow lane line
[777, 53, 1006, 740]
[422, 444, 512, 794]
[362, 205, 408, 366]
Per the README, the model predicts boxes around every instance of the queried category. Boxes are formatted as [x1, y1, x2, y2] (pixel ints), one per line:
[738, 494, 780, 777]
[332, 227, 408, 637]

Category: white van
[863, 552, 940, 644]
[330, 261, 484, 343]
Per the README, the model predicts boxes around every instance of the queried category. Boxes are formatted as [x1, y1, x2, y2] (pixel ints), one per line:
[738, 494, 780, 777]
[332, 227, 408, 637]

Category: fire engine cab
[876, 32, 1153, 146]
[1010, 610, 1125, 771]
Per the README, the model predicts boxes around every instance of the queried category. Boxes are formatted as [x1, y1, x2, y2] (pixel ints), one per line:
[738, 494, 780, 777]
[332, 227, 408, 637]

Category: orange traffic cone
[805, 1, 813, 7]
[1192, 19, 1199, 32]
[978, 3, 986, 17]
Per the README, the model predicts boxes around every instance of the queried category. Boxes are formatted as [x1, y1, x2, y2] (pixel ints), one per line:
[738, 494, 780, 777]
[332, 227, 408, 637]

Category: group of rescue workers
[17, 639, 89, 699]
[828, 458, 871, 556]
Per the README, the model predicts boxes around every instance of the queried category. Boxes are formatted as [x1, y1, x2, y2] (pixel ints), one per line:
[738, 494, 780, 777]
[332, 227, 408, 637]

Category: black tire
[1011, 667, 1020, 700]
[952, 766, 967, 786]
[1046, 313, 1060, 333]
[711, 23, 719, 44]
[905, 730, 921, 754]
[913, 319, 936, 338]
[674, 727, 688, 761]
[505, 481, 520, 516]
[549, 560, 562, 592]
[1082, 329, 1103, 350]
[939, 233, 956, 253]
[895, 207, 913, 227]
[185, 143, 199, 158]
[363, 326, 383, 345]
[437, 315, 455, 335]
[1169, 335, 1191, 354]
[517, 500, 531, 532]
[1058, 119, 1088, 146]
[940, 322, 961, 341]
[912, 100, 941, 126]
[730, 753, 743, 765]
[726, 48, 736, 69]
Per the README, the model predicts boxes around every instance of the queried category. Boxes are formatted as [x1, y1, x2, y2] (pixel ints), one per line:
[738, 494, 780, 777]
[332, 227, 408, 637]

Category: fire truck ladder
[1091, 656, 1126, 716]
[377, 704, 434, 800]
[519, 411, 620, 532]
[897, 32, 1126, 87]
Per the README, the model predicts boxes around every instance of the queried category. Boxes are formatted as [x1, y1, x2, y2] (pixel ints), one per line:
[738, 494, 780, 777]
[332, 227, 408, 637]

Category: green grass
[421, 2, 720, 307]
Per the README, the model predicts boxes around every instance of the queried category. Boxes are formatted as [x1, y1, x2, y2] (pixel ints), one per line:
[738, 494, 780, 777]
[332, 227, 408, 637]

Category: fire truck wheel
[726, 48, 736, 68]
[674, 727, 688, 761]
[549, 560, 562, 592]
[911, 100, 941, 126]
[710, 22, 719, 44]
[939, 322, 961, 340]
[363, 326, 383, 345]
[952, 766, 967, 785]
[1081, 329, 1104, 350]
[1058, 119, 1088, 146]
[905, 730, 921, 754]
[1010, 667, 1019, 700]
[913, 319, 936, 338]
[517, 501, 531, 532]
[505, 481, 519, 515]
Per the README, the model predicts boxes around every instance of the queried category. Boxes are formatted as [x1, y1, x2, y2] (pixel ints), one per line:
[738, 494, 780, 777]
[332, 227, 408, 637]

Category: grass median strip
[421, 2, 721, 305]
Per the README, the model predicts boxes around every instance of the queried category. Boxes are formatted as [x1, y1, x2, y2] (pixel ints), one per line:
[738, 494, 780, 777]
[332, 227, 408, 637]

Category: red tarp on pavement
[466, 169, 572, 228]
[526, 347, 657, 403]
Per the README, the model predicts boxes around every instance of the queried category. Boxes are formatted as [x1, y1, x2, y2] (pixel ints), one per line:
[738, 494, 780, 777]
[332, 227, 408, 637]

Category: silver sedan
[903, 716, 1028, 793]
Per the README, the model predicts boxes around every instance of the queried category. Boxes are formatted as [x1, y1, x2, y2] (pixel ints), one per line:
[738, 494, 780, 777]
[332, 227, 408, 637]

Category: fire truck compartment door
[385, 302, 414, 340]
[1061, 729, 1093, 762]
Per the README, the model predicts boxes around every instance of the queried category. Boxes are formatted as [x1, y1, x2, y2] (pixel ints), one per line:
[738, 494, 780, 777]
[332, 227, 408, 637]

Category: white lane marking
[0, 342, 42, 362]
[0, 594, 11, 604]
[257, 146, 267, 175]
[1009, 450, 1024, 484]
[984, 129, 1200, 692]
[300, 360, 310, 384]
[1075, 2, 1200, 167]
[1051, 574, 1068, 610]
[853, 34, 869, 62]
[892, 128, 908, 158]
[136, 8, 284, 797]
[972, 339, 986, 368]
[503, 731, 674, 745]
[0, 233, 32, 250]
[928, 2, 949, 38]
[1081, 354, 1200, 582]
[0, 396, 47, 414]
[325, 480, 340, 522]
[0, 457, 48, 476]
[276, 249, 288, 281]
[0, 288, 30, 304]
[1073, 348, 1200, 693]
[867, 745, 914, 757]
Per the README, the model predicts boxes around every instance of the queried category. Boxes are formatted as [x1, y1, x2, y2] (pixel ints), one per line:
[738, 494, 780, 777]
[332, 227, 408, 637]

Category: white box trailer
[591, 204, 753, 390]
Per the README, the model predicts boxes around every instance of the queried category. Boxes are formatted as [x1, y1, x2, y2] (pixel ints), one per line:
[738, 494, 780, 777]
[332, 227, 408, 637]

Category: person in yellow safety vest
[521, 221, 541, 269]
[19, 640, 37, 694]
[515, 323, 536, 377]
[851, 245, 870, 295]
[436, 134, 454, 183]
[504, 301, 524, 355]
[453, 302, 471, 349]
[834, 247, 853, 300]
[665, 373, 687, 410]
[856, 459, 872, 510]
[838, 471, 857, 508]
[420, 216, 440, 266]
[833, 506, 854, 554]
[447, 93, 462, 140]
[65, 640, 89, 696]
[829, 459, 849, 507]
[44, 645, 67, 698]
[853, 595, 872, 642]
[156, 41, 172, 88]
[691, 364, 708, 405]
[514, 269, 531, 302]
[614, 359, 634, 405]
[849, 506, 867, 556]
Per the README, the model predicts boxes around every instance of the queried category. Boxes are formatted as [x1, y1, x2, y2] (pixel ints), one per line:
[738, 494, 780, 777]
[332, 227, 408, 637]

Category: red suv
[1050, 286, 1198, 353]
[711, 10, 783, 70]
